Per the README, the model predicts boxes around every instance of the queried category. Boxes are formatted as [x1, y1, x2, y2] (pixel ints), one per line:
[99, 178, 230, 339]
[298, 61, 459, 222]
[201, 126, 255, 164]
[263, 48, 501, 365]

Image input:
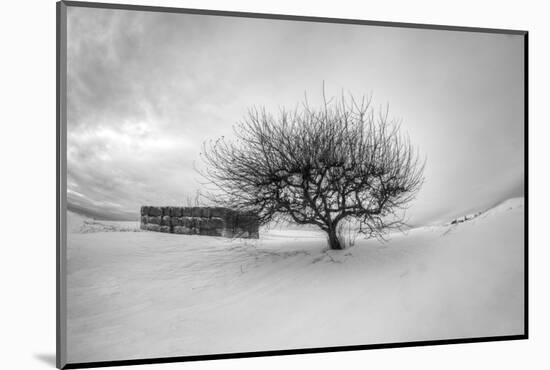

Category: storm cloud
[66, 7, 524, 223]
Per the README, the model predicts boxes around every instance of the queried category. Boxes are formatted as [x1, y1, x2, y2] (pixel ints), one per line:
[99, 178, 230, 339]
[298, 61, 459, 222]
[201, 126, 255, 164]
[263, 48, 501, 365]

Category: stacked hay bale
[140, 206, 259, 239]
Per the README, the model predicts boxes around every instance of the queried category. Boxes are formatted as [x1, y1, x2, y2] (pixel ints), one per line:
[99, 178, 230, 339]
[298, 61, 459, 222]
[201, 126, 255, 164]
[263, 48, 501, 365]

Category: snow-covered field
[66, 198, 525, 363]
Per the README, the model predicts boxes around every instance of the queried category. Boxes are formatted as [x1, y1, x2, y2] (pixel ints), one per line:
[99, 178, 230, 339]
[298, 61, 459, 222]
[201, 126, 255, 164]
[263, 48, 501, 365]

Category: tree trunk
[327, 227, 344, 250]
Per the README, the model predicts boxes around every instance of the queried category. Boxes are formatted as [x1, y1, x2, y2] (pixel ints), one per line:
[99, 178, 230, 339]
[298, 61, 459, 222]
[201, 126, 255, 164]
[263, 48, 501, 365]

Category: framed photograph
[57, 1, 528, 368]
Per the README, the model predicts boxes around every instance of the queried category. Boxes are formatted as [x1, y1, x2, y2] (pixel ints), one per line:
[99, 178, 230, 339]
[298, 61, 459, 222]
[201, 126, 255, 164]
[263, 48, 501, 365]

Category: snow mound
[66, 198, 525, 363]
[481, 197, 524, 217]
[445, 197, 524, 226]
[67, 211, 140, 234]
[77, 219, 141, 233]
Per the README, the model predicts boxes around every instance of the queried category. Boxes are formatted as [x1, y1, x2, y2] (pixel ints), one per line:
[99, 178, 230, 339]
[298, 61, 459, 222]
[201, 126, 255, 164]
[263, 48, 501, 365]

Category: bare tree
[201, 91, 425, 249]
[183, 189, 203, 207]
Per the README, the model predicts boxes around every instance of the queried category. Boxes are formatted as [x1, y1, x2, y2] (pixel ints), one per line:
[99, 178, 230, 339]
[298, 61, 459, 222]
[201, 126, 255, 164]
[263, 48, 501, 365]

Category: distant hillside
[67, 203, 139, 222]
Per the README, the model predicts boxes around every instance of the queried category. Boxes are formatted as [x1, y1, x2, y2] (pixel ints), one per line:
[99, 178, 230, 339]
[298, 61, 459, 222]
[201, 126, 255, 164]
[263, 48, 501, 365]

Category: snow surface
[66, 198, 525, 363]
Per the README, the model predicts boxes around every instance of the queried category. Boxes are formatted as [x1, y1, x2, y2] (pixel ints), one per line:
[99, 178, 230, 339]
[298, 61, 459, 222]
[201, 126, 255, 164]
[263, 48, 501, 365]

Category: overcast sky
[66, 6, 524, 223]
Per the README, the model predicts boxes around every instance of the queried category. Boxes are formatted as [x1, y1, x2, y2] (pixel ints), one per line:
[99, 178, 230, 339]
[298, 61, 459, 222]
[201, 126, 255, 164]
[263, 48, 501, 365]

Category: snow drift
[66, 197, 525, 363]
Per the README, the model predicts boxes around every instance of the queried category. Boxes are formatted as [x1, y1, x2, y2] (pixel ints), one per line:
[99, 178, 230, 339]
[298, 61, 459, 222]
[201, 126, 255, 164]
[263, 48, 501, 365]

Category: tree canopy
[201, 92, 425, 249]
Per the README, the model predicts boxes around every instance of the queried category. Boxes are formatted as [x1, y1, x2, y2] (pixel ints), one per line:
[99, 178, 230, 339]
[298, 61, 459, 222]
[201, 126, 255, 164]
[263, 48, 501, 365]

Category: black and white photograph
[58, 1, 526, 367]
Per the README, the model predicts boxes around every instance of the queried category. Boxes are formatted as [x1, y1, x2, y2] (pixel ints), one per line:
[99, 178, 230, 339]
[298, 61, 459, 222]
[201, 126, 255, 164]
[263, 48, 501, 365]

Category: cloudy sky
[66, 6, 524, 223]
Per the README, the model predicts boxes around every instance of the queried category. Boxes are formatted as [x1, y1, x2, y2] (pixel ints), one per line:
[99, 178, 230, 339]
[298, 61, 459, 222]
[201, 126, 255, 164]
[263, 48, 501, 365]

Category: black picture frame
[56, 1, 528, 368]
